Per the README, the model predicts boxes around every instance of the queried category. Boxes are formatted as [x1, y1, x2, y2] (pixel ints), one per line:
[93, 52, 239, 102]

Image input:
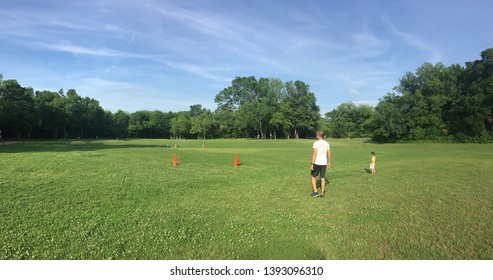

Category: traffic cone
[202, 143, 205, 151]
[233, 154, 239, 167]
[172, 153, 177, 166]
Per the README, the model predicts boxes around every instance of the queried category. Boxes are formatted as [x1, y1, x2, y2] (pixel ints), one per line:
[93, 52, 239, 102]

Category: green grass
[1, 139, 492, 259]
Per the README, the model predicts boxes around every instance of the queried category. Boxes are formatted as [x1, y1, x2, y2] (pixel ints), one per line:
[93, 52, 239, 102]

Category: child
[370, 152, 376, 174]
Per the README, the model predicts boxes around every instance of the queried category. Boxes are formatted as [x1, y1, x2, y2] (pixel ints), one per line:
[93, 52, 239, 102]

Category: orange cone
[172, 153, 177, 166]
[202, 143, 205, 151]
[233, 154, 239, 167]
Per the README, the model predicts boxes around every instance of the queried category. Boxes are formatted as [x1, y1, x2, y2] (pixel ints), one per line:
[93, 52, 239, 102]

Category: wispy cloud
[151, 2, 256, 49]
[35, 42, 126, 57]
[79, 78, 202, 112]
[32, 41, 231, 82]
[383, 17, 443, 63]
[159, 60, 231, 82]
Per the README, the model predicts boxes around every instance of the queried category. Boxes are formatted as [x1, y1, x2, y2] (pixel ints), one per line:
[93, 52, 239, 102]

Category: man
[310, 131, 331, 197]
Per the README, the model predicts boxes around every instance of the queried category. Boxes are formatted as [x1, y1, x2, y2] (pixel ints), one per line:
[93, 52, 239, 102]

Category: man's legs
[321, 177, 325, 196]
[311, 176, 317, 193]
[319, 166, 327, 197]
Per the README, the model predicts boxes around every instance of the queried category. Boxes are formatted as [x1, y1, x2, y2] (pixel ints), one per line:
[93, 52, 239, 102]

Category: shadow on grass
[0, 140, 171, 153]
[315, 178, 329, 189]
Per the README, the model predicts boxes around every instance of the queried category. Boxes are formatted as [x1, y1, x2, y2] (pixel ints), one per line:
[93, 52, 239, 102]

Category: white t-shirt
[312, 139, 330, 165]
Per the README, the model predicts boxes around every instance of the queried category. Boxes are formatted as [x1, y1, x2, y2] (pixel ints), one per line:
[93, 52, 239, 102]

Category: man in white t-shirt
[310, 131, 331, 197]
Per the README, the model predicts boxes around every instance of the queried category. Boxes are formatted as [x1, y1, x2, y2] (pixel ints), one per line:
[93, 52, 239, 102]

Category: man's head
[316, 131, 325, 140]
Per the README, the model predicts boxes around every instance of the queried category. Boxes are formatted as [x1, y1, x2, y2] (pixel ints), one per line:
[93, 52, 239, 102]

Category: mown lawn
[1, 139, 492, 259]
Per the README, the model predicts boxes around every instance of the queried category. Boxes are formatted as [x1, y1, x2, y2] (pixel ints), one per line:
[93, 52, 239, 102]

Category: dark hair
[371, 151, 375, 155]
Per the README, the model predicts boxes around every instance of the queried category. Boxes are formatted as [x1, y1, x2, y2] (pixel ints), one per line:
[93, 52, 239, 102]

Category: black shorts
[311, 164, 327, 178]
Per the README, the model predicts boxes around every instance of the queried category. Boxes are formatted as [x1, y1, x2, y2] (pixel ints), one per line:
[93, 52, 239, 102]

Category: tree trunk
[258, 118, 265, 139]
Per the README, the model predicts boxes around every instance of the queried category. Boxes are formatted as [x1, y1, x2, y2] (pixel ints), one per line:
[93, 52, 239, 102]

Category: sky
[1, 0, 492, 114]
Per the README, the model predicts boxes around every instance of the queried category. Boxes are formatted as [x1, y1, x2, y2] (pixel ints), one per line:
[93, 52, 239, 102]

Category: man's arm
[327, 149, 331, 169]
[311, 148, 317, 169]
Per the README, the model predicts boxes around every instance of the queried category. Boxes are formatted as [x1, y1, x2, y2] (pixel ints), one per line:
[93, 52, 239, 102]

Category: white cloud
[151, 2, 256, 49]
[348, 88, 359, 96]
[35, 42, 126, 57]
[383, 17, 443, 63]
[31, 41, 231, 82]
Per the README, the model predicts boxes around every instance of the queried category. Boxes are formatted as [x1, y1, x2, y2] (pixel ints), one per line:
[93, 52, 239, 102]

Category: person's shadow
[316, 178, 330, 188]
[364, 168, 372, 174]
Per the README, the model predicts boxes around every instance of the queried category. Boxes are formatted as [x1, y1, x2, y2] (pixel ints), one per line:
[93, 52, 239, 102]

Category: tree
[34, 90, 66, 139]
[190, 109, 215, 139]
[326, 102, 374, 139]
[149, 111, 173, 138]
[396, 63, 450, 140]
[170, 112, 190, 139]
[215, 76, 269, 138]
[456, 48, 493, 140]
[214, 106, 240, 138]
[369, 49, 493, 142]
[128, 111, 150, 138]
[281, 80, 320, 139]
[113, 110, 130, 138]
[83, 97, 105, 138]
[0, 79, 37, 139]
[371, 94, 407, 142]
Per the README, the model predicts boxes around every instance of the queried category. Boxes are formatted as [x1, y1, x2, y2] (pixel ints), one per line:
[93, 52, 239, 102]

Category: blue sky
[1, 0, 492, 114]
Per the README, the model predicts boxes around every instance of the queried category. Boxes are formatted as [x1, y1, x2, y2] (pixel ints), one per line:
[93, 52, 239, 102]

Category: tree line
[370, 48, 493, 142]
[324, 48, 493, 142]
[0, 76, 320, 140]
[1, 48, 492, 142]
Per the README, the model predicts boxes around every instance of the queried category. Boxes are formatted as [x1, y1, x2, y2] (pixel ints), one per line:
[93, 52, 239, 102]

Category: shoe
[311, 192, 320, 197]
[320, 194, 325, 198]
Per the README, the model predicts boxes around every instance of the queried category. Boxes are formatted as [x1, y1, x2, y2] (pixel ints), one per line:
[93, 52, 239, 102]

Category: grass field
[1, 138, 492, 260]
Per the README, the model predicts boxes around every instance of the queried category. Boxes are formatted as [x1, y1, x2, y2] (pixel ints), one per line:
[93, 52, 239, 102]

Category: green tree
[113, 110, 130, 138]
[281, 80, 320, 139]
[170, 112, 190, 139]
[371, 93, 407, 142]
[34, 90, 67, 139]
[215, 77, 263, 138]
[190, 109, 215, 139]
[0, 79, 37, 139]
[326, 102, 373, 139]
[396, 63, 450, 140]
[454, 48, 493, 140]
[128, 111, 150, 138]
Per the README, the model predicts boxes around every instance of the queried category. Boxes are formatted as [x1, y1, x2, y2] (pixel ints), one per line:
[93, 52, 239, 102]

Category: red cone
[172, 153, 177, 166]
[233, 154, 238, 167]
